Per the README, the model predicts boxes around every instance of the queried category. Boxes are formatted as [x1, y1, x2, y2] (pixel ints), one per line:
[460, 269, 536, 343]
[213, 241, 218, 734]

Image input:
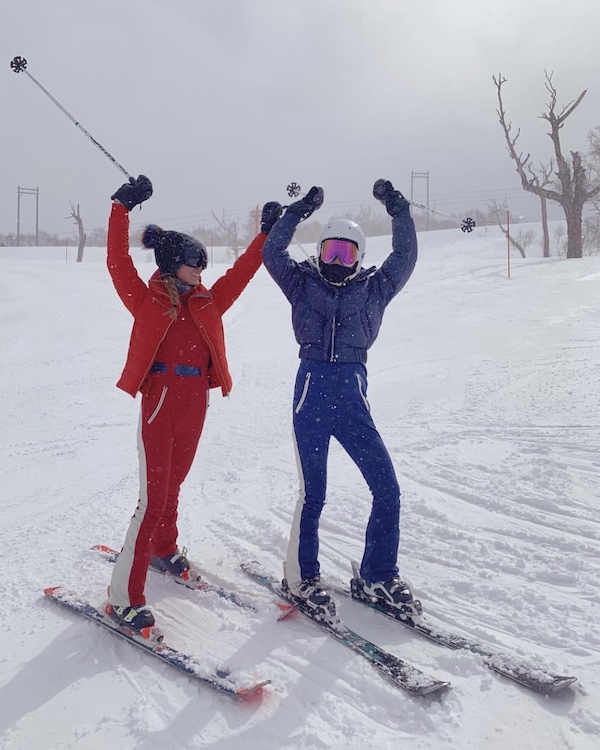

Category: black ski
[329, 561, 576, 695]
[44, 586, 269, 698]
[240, 561, 450, 696]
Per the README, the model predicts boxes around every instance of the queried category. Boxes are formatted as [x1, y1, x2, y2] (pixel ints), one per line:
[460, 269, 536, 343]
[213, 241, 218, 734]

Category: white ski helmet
[317, 219, 366, 283]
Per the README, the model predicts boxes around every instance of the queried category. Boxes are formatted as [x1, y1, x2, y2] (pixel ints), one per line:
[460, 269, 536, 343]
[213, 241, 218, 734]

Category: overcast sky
[2, 0, 600, 238]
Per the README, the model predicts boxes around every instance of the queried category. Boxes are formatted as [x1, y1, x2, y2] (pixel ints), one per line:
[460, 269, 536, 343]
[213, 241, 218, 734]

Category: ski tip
[43, 586, 61, 596]
[240, 560, 262, 574]
[234, 679, 272, 700]
[91, 544, 116, 553]
[546, 676, 578, 693]
[276, 602, 297, 621]
[419, 680, 452, 695]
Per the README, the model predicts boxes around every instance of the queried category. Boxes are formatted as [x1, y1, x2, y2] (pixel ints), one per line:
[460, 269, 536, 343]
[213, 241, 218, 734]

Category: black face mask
[319, 260, 357, 284]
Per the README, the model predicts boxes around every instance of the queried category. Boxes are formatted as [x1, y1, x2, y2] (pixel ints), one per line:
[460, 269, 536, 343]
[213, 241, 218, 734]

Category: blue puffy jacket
[262, 206, 418, 363]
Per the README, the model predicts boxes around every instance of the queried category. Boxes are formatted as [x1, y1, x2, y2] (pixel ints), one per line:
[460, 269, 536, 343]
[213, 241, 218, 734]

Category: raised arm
[106, 175, 153, 315]
[210, 231, 266, 315]
[371, 179, 418, 305]
[262, 187, 324, 302]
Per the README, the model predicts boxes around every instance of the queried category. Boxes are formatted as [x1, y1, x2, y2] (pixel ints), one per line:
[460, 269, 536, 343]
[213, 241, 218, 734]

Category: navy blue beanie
[142, 225, 207, 277]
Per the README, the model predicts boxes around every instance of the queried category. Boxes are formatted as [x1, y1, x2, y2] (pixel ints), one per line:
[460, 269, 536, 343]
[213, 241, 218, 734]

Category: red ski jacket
[107, 202, 265, 397]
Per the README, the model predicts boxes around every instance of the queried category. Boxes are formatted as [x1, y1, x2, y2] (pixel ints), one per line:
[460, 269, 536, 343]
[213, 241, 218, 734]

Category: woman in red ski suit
[105, 175, 276, 634]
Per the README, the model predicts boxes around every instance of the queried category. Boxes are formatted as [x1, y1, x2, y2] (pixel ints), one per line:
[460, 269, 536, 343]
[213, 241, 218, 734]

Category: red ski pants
[109, 367, 208, 607]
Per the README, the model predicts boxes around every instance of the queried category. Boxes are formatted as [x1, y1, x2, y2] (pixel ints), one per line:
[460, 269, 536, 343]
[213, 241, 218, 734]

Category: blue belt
[150, 362, 202, 377]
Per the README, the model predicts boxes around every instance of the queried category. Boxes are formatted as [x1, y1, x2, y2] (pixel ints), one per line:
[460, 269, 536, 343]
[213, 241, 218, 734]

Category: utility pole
[17, 186, 40, 246]
[410, 171, 430, 230]
[251, 203, 260, 235]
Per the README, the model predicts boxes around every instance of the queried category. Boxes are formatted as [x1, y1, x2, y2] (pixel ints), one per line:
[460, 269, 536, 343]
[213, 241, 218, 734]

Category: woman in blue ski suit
[261, 180, 419, 617]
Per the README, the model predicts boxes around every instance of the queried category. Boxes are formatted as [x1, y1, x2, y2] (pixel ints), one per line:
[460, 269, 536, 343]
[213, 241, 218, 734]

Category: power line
[3, 184, 541, 238]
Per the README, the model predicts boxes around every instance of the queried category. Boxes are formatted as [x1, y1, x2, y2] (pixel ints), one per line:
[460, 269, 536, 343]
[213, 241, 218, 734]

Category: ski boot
[106, 603, 163, 641]
[283, 576, 338, 623]
[351, 562, 422, 620]
[150, 547, 201, 582]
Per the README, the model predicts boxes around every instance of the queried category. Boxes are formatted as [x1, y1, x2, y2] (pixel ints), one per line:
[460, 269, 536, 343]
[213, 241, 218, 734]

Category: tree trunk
[486, 200, 527, 257]
[76, 232, 87, 263]
[540, 196, 550, 257]
[508, 234, 526, 258]
[69, 203, 86, 262]
[564, 205, 583, 258]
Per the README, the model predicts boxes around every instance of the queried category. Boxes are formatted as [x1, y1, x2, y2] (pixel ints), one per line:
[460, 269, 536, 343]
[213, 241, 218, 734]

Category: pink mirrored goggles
[319, 238, 359, 267]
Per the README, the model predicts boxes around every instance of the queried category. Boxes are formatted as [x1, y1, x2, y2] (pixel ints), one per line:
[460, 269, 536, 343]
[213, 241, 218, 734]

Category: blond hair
[162, 276, 179, 320]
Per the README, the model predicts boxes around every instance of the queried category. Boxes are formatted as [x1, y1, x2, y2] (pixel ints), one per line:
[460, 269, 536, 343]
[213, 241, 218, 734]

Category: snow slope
[0, 223, 599, 750]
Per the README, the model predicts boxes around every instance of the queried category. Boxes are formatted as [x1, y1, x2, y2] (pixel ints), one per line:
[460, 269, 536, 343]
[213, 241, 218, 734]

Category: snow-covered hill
[1, 223, 599, 750]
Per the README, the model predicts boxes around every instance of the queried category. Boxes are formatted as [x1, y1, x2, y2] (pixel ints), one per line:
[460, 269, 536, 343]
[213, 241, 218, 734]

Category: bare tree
[67, 202, 86, 262]
[525, 160, 554, 257]
[210, 209, 241, 259]
[242, 206, 261, 245]
[493, 71, 600, 258]
[587, 127, 600, 191]
[583, 127, 600, 254]
[485, 199, 528, 258]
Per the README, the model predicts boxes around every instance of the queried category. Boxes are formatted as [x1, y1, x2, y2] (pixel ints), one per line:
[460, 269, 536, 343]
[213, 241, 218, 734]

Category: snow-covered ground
[1, 222, 599, 750]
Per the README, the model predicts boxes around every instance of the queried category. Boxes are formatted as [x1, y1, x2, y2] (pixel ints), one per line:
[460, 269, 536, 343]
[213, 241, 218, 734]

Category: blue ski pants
[285, 359, 401, 588]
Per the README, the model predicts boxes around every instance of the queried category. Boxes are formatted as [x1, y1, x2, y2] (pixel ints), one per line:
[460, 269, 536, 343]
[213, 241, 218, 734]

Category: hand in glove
[111, 174, 153, 211]
[260, 202, 283, 234]
[286, 186, 324, 222]
[373, 179, 409, 217]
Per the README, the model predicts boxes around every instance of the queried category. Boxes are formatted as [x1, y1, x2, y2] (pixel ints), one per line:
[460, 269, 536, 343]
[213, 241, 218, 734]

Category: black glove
[286, 186, 324, 221]
[260, 201, 283, 234]
[373, 178, 409, 217]
[111, 174, 153, 211]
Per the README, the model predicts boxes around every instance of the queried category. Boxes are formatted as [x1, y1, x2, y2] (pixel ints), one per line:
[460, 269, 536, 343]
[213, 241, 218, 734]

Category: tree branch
[493, 73, 563, 203]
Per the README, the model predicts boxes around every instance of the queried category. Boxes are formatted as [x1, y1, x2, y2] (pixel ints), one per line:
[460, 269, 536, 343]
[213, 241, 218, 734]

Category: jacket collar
[148, 270, 211, 299]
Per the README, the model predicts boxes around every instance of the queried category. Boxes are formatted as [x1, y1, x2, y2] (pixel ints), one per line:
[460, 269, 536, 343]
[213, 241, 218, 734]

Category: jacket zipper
[191, 296, 230, 396]
[136, 298, 179, 392]
[330, 315, 336, 362]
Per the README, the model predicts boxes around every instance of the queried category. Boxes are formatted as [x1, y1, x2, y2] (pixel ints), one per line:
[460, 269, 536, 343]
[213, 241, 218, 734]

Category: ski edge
[339, 560, 577, 695]
[240, 560, 451, 697]
[44, 585, 270, 698]
[91, 544, 257, 612]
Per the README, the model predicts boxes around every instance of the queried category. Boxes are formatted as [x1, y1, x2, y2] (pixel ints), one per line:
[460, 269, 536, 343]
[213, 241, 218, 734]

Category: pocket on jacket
[147, 386, 169, 424]
[356, 373, 370, 411]
[294, 372, 312, 414]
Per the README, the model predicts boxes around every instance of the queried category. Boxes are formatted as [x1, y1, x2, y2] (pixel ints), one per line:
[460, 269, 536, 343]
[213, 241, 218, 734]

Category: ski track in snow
[1, 227, 600, 749]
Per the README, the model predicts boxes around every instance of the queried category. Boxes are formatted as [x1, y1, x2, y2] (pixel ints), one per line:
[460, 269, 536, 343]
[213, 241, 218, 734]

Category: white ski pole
[11, 55, 133, 180]
[288, 181, 477, 234]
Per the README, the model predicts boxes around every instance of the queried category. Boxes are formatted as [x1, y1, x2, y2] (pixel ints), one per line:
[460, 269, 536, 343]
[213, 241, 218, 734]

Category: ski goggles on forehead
[319, 238, 359, 267]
